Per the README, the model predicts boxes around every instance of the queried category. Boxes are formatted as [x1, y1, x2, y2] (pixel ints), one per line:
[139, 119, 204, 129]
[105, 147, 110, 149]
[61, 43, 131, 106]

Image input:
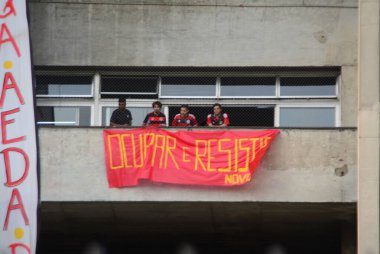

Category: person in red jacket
[143, 101, 166, 127]
[171, 105, 198, 127]
[207, 103, 230, 127]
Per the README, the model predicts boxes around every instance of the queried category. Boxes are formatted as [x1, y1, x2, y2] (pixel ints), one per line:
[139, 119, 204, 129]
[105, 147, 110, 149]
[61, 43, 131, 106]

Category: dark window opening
[101, 76, 158, 98]
[169, 106, 274, 127]
[36, 75, 93, 96]
[280, 77, 337, 96]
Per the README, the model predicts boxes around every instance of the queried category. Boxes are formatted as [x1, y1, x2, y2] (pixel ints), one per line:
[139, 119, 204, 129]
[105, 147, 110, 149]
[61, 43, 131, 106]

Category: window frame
[219, 76, 278, 99]
[35, 74, 94, 98]
[36, 100, 94, 126]
[275, 103, 341, 127]
[35, 68, 342, 128]
[159, 76, 218, 99]
[278, 73, 339, 99]
[99, 100, 169, 127]
[159, 73, 339, 99]
[100, 75, 159, 96]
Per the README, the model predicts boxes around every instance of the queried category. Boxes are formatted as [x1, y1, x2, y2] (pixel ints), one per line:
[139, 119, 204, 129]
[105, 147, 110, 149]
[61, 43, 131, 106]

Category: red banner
[104, 128, 279, 187]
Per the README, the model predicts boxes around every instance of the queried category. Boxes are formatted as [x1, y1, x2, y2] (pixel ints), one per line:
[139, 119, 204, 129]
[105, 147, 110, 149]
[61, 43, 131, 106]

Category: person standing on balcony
[207, 103, 230, 127]
[110, 97, 133, 127]
[172, 105, 198, 127]
[143, 101, 167, 127]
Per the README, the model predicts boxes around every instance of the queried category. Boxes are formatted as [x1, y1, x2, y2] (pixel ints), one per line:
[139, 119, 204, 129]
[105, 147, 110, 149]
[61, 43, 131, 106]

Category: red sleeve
[224, 113, 230, 126]
[193, 116, 198, 126]
[206, 115, 212, 125]
[171, 117, 177, 126]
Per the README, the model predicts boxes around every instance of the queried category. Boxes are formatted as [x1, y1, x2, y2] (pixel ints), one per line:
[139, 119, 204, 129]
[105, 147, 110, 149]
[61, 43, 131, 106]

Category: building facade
[26, 0, 375, 253]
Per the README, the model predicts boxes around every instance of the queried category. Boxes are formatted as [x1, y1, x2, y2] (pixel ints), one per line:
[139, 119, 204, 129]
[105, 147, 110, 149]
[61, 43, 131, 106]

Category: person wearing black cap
[110, 98, 133, 127]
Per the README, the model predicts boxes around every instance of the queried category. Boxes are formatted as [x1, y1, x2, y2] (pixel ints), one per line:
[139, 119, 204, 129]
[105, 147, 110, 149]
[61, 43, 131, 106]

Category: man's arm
[206, 115, 213, 127]
[142, 114, 149, 126]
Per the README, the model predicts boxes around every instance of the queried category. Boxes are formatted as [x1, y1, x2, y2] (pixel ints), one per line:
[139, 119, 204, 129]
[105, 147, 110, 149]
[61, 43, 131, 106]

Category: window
[36, 106, 91, 126]
[35, 67, 341, 127]
[280, 77, 337, 97]
[160, 77, 217, 98]
[279, 107, 336, 127]
[102, 106, 152, 127]
[101, 76, 158, 99]
[36, 75, 93, 97]
[220, 77, 276, 97]
[168, 105, 275, 127]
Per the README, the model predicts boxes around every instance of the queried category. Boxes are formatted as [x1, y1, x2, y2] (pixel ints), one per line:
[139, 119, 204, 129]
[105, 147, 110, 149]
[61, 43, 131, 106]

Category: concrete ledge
[28, 0, 358, 8]
[39, 127, 356, 202]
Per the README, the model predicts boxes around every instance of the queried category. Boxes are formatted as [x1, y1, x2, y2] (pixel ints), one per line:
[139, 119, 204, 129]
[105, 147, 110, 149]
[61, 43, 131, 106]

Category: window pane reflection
[37, 106, 91, 126]
[221, 77, 276, 96]
[280, 107, 335, 127]
[161, 77, 216, 97]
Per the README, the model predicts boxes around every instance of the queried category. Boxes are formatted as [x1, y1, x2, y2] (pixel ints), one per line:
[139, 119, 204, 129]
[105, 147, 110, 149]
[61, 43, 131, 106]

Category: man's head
[212, 103, 222, 116]
[152, 101, 162, 114]
[180, 105, 189, 118]
[118, 98, 126, 110]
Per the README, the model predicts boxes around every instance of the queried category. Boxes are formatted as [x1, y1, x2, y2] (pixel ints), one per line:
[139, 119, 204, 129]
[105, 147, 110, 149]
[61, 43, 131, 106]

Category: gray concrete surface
[28, 1, 357, 67]
[341, 65, 357, 127]
[29, 0, 357, 7]
[39, 127, 356, 202]
[358, 0, 379, 253]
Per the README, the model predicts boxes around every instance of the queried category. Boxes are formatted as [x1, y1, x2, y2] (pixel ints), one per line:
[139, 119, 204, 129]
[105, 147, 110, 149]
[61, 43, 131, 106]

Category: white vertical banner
[0, 0, 38, 254]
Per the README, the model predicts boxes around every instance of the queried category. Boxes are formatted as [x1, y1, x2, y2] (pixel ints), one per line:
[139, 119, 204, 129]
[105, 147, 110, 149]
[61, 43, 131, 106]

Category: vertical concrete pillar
[358, 0, 380, 253]
[93, 73, 101, 126]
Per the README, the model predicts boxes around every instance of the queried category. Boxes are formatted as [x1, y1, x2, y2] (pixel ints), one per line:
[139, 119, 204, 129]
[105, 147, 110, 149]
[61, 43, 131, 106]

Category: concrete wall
[29, 0, 357, 67]
[341, 65, 358, 127]
[39, 127, 356, 202]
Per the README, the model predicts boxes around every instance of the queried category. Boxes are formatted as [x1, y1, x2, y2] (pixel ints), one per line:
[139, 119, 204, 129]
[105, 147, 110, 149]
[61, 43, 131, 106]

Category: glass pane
[161, 77, 216, 97]
[54, 108, 77, 125]
[102, 107, 151, 127]
[220, 77, 276, 96]
[101, 76, 158, 93]
[280, 77, 336, 96]
[79, 107, 91, 126]
[46, 84, 92, 96]
[36, 75, 93, 96]
[280, 107, 335, 127]
[37, 106, 91, 126]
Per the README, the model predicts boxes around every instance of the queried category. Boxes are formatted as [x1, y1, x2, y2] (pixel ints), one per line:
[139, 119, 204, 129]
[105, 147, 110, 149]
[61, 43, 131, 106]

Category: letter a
[0, 0, 16, 19]
[0, 72, 25, 109]
[3, 188, 29, 230]
[0, 23, 20, 57]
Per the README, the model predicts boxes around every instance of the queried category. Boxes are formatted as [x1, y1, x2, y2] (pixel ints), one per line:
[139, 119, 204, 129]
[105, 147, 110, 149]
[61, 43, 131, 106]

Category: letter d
[1, 147, 29, 187]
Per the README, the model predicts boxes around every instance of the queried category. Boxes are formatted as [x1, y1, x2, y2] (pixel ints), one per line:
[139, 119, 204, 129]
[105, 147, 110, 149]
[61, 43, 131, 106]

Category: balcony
[39, 127, 356, 203]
